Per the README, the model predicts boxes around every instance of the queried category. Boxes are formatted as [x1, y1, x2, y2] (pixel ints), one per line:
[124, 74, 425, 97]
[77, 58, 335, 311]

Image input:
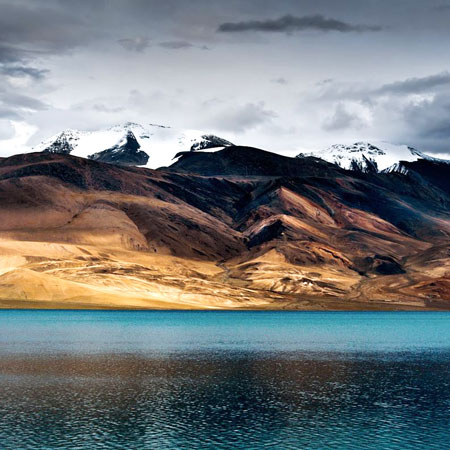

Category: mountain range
[0, 136, 449, 309]
[33, 122, 234, 169]
[30, 122, 450, 174]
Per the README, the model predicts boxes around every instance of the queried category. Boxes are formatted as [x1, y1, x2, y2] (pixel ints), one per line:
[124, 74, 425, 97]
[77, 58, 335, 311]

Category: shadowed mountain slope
[170, 146, 340, 177]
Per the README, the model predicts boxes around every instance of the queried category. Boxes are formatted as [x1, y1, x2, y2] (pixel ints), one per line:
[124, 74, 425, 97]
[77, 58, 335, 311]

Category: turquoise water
[1, 311, 450, 449]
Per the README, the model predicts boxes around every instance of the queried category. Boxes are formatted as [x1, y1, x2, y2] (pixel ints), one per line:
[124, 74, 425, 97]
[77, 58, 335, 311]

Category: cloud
[118, 38, 208, 52]
[1, 90, 48, 111]
[0, 44, 28, 64]
[323, 102, 371, 131]
[433, 4, 450, 11]
[208, 102, 276, 132]
[271, 77, 288, 85]
[0, 107, 22, 120]
[316, 78, 333, 86]
[0, 120, 15, 139]
[402, 94, 450, 140]
[0, 3, 94, 58]
[313, 72, 450, 152]
[0, 80, 49, 122]
[118, 37, 151, 52]
[0, 65, 48, 80]
[218, 14, 382, 34]
[92, 104, 126, 113]
[317, 72, 450, 104]
[0, 0, 449, 159]
[375, 72, 450, 95]
[158, 41, 209, 50]
[159, 41, 194, 50]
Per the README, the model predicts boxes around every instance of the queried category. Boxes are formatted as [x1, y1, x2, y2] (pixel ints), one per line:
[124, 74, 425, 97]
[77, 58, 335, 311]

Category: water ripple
[0, 353, 450, 449]
[1, 311, 450, 449]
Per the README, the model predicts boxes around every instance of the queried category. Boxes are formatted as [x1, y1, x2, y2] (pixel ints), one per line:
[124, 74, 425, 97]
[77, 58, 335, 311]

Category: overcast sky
[1, 0, 450, 158]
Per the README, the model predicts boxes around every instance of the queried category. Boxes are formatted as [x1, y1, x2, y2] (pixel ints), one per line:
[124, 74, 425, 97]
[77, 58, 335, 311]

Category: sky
[1, 0, 450, 158]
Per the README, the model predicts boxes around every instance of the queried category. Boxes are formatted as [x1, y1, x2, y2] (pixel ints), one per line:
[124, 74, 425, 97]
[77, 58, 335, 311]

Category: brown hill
[0, 148, 449, 309]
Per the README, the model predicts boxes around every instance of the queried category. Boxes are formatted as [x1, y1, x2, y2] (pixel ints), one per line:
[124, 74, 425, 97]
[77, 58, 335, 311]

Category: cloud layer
[0, 0, 450, 158]
[218, 14, 382, 33]
[118, 37, 151, 52]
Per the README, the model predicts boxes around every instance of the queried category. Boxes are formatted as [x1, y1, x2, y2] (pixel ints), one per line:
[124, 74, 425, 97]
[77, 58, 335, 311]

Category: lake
[0, 310, 450, 449]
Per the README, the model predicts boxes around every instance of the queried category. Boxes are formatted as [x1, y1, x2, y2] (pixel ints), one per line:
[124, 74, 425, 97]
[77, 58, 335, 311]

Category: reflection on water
[0, 311, 450, 449]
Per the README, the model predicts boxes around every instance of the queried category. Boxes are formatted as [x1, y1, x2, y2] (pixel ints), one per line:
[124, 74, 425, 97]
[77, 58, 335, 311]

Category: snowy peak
[113, 130, 141, 150]
[329, 142, 385, 157]
[33, 122, 234, 169]
[41, 129, 82, 155]
[297, 141, 449, 173]
[190, 135, 234, 152]
[88, 130, 149, 166]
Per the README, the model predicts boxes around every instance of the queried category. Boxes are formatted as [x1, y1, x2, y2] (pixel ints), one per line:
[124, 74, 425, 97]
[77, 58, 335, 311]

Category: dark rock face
[190, 135, 234, 151]
[355, 255, 406, 275]
[89, 131, 149, 166]
[402, 159, 450, 195]
[350, 155, 378, 173]
[42, 133, 75, 154]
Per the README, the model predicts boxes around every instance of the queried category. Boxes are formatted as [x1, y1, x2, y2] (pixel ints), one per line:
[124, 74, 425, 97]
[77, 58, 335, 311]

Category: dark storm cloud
[118, 37, 151, 52]
[376, 72, 450, 95]
[218, 14, 382, 34]
[0, 65, 48, 80]
[402, 94, 450, 140]
[0, 44, 28, 64]
[0, 2, 92, 54]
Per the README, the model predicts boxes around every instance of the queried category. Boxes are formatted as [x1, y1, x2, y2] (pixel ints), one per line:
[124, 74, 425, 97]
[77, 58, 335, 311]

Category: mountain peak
[335, 142, 386, 155]
[41, 129, 82, 155]
[107, 122, 145, 132]
[297, 141, 449, 173]
[88, 129, 149, 166]
[190, 134, 234, 152]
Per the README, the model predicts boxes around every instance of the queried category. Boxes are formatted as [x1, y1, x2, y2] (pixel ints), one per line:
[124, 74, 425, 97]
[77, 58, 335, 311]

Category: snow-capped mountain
[88, 130, 149, 166]
[34, 122, 234, 169]
[297, 141, 449, 173]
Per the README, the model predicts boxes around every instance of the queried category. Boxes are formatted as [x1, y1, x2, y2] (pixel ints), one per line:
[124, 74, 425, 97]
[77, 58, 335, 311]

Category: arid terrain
[0, 147, 449, 309]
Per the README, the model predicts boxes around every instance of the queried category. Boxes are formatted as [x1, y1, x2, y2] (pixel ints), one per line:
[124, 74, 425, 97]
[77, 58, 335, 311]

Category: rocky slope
[0, 147, 449, 309]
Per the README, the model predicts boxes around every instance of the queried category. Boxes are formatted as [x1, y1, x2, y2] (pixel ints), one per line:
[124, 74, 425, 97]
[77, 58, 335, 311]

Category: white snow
[299, 141, 449, 172]
[33, 122, 232, 169]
